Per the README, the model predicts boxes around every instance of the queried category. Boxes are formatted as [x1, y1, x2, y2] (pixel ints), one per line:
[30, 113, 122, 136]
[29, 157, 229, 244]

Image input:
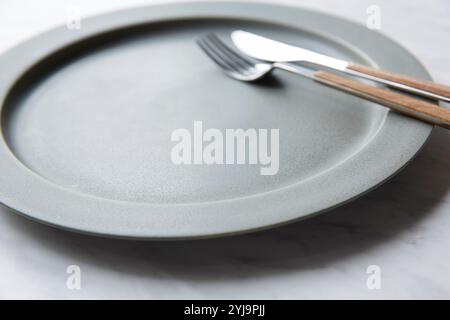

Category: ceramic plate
[0, 2, 433, 239]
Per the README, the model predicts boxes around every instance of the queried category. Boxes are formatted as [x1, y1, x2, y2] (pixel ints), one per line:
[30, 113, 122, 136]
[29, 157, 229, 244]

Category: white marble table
[0, 0, 449, 299]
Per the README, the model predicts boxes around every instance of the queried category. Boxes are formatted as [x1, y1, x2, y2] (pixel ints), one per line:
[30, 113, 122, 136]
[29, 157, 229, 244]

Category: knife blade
[230, 30, 349, 71]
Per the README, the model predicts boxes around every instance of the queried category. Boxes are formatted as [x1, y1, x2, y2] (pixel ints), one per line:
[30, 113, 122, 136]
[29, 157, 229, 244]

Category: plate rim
[0, 1, 433, 239]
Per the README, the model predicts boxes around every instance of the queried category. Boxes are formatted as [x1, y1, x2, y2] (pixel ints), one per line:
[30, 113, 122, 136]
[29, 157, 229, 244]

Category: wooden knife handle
[347, 63, 450, 100]
[314, 70, 450, 130]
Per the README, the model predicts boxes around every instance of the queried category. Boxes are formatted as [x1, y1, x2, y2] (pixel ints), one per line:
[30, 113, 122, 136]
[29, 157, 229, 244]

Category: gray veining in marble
[0, 0, 449, 299]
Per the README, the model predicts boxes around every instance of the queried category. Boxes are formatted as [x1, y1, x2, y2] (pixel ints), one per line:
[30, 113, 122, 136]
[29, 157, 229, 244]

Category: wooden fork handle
[314, 70, 450, 130]
[347, 63, 450, 100]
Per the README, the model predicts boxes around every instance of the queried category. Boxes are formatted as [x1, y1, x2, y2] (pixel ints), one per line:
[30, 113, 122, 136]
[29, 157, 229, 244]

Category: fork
[197, 34, 450, 130]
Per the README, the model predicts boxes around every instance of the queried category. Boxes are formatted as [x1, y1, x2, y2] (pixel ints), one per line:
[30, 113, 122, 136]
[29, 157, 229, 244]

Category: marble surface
[0, 0, 449, 299]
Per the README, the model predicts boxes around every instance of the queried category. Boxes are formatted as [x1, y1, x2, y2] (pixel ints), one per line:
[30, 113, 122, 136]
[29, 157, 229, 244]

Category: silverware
[231, 30, 450, 103]
[197, 33, 450, 130]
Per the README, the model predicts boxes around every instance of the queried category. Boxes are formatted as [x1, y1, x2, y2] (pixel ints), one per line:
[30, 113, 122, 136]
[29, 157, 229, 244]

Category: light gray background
[0, 0, 449, 299]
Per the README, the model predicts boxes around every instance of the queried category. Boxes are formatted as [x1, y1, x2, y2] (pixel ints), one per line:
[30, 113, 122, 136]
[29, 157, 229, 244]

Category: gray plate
[0, 2, 432, 239]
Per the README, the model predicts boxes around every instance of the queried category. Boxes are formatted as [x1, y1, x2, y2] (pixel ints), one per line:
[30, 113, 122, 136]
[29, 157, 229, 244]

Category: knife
[231, 30, 450, 103]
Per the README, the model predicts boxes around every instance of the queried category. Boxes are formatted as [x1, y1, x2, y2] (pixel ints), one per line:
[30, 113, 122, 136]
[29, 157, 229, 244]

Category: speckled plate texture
[0, 1, 433, 239]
